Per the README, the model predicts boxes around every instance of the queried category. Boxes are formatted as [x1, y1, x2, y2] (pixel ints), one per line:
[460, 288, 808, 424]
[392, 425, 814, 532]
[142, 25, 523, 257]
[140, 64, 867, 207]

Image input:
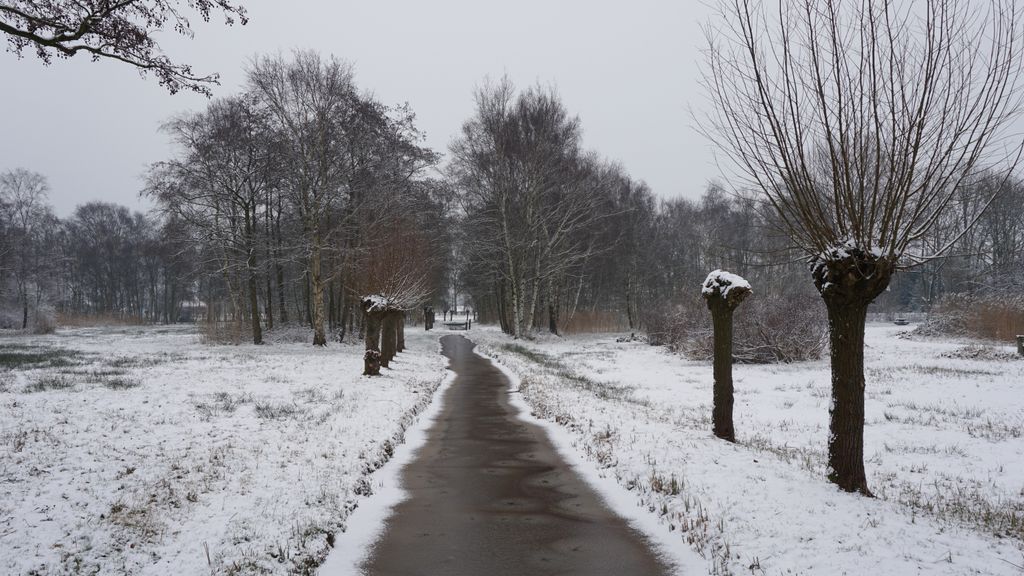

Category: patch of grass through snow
[254, 400, 303, 420]
[0, 345, 86, 370]
[24, 373, 74, 392]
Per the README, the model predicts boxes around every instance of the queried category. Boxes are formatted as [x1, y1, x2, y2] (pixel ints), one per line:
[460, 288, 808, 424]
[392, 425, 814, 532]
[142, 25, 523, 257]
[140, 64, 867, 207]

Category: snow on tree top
[814, 239, 887, 265]
[701, 269, 752, 298]
[362, 294, 391, 311]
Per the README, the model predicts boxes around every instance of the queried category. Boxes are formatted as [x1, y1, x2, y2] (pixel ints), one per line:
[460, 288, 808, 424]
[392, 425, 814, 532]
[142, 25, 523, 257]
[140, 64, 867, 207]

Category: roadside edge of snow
[477, 347, 704, 576]
[319, 345, 456, 576]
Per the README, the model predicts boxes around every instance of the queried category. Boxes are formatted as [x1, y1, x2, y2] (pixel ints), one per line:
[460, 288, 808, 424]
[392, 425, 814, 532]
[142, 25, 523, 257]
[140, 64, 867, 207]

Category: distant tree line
[0, 171, 190, 330]
[449, 79, 1024, 347]
[1, 52, 452, 341]
[2, 59, 1020, 357]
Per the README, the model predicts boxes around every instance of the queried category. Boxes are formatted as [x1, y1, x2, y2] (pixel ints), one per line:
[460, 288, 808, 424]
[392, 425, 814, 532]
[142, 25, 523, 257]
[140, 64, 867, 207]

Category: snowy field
[0, 325, 446, 575]
[471, 323, 1024, 575]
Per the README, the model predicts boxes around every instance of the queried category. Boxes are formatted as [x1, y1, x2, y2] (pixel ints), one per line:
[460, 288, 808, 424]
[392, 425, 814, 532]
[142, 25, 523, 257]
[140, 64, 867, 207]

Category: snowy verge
[318, 363, 457, 576]
[0, 325, 447, 575]
[476, 347, 705, 575]
[470, 324, 1024, 575]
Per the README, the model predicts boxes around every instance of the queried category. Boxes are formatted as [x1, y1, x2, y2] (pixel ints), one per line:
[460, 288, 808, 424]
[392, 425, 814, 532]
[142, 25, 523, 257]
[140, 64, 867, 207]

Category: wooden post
[1017, 335, 1024, 356]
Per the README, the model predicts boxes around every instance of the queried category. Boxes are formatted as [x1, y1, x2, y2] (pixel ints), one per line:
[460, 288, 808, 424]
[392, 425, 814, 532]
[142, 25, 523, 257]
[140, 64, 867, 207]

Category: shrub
[646, 293, 827, 364]
[916, 291, 1024, 341]
[199, 320, 243, 345]
[30, 304, 57, 334]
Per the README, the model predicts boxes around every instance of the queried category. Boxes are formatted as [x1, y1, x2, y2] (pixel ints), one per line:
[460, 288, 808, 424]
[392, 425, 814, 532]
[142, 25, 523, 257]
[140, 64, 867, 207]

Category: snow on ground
[470, 323, 1024, 575]
[0, 325, 445, 575]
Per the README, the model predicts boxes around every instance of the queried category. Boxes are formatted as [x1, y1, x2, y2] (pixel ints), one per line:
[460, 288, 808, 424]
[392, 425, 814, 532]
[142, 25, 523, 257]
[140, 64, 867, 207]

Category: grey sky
[0, 0, 718, 217]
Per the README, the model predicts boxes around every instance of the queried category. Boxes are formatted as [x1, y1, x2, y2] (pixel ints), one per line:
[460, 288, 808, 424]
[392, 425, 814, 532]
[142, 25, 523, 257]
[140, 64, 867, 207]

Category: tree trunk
[248, 269, 263, 345]
[381, 311, 398, 367]
[625, 276, 635, 331]
[328, 279, 336, 331]
[310, 238, 326, 346]
[703, 272, 751, 443]
[709, 302, 735, 442]
[304, 270, 312, 328]
[265, 272, 274, 331]
[813, 251, 893, 496]
[397, 312, 406, 352]
[526, 275, 541, 334]
[363, 308, 382, 376]
[496, 281, 510, 335]
[824, 300, 871, 495]
[365, 311, 382, 351]
[547, 277, 560, 335]
[510, 276, 522, 339]
[339, 287, 351, 342]
[276, 259, 287, 324]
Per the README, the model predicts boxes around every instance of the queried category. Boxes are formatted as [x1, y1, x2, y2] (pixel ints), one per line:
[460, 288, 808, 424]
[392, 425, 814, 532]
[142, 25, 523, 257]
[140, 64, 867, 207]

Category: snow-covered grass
[0, 325, 446, 575]
[471, 323, 1024, 575]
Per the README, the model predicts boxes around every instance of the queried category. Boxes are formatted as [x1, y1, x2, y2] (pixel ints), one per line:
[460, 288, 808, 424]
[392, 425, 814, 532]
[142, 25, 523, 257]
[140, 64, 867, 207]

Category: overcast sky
[0, 0, 718, 217]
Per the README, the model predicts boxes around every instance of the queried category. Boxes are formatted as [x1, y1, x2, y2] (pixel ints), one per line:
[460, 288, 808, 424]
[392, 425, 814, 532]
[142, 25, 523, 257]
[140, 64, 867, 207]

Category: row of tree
[144, 51, 450, 346]
[5, 87, 1019, 348]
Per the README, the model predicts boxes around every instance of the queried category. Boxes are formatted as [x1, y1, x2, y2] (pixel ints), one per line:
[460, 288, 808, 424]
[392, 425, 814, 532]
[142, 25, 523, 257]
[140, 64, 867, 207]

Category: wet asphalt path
[361, 334, 673, 576]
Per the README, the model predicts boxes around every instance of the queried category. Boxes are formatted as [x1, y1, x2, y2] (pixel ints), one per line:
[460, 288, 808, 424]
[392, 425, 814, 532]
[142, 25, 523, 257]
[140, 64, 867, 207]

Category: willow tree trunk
[709, 302, 735, 442]
[381, 311, 398, 367]
[703, 271, 751, 444]
[396, 313, 405, 352]
[824, 301, 870, 494]
[814, 252, 893, 496]
[363, 309, 383, 376]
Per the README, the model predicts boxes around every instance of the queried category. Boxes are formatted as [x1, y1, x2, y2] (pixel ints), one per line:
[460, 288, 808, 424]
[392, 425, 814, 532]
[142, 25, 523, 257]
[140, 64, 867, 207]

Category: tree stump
[424, 306, 434, 330]
[1017, 335, 1023, 356]
[702, 270, 752, 443]
[363, 349, 381, 376]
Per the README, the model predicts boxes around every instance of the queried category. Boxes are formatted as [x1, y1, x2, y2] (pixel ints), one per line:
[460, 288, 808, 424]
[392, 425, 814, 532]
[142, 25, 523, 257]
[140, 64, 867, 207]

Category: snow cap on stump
[701, 269, 752, 308]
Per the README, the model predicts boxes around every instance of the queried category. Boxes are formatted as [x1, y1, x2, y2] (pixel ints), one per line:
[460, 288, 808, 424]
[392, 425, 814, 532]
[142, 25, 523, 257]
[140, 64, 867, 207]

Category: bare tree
[451, 79, 610, 338]
[247, 51, 356, 346]
[702, 0, 1024, 494]
[0, 168, 56, 330]
[146, 95, 278, 344]
[0, 0, 247, 95]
